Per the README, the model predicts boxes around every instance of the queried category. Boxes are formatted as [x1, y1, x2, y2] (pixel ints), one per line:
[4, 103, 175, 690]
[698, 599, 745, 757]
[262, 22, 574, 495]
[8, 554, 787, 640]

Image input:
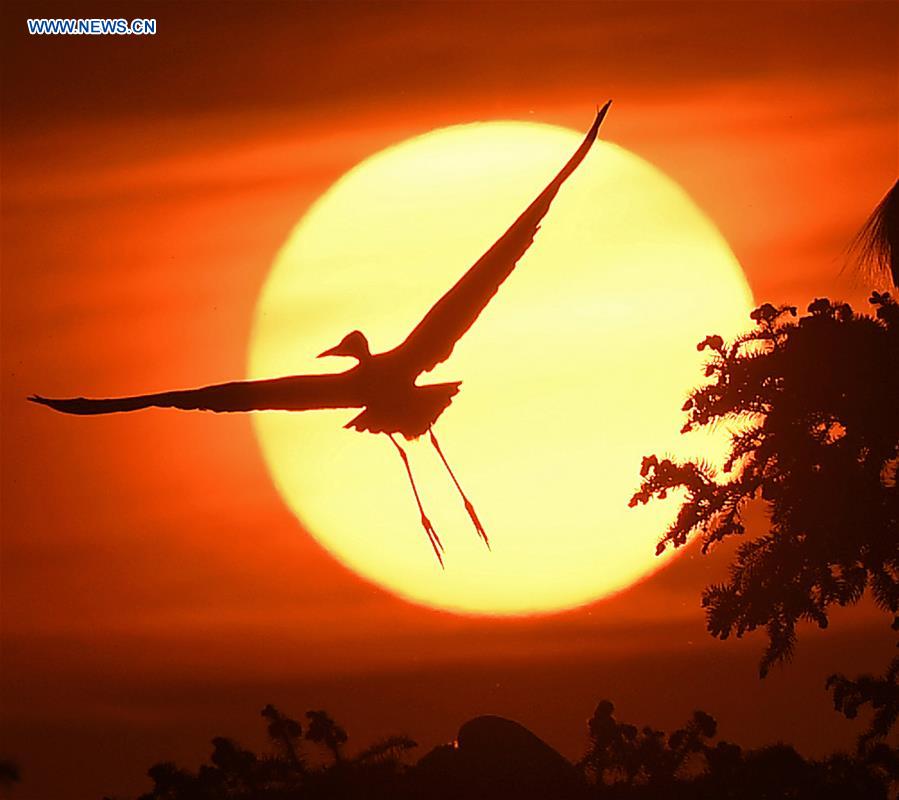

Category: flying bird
[30, 103, 611, 566]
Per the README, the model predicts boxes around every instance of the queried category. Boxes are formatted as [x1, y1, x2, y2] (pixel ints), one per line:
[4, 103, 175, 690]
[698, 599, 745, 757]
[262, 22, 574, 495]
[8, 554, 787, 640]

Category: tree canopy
[630, 292, 898, 756]
[631, 293, 898, 676]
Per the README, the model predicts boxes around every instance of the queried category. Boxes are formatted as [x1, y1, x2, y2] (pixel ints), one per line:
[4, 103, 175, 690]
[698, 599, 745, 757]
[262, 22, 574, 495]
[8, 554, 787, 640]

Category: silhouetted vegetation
[580, 699, 894, 800]
[851, 179, 899, 289]
[828, 657, 899, 753]
[101, 699, 894, 800]
[0, 759, 21, 790]
[108, 704, 415, 800]
[631, 292, 898, 746]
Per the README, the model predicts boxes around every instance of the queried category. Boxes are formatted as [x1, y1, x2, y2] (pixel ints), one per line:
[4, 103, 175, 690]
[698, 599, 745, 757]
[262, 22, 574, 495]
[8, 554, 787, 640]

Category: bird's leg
[428, 427, 489, 549]
[387, 434, 444, 567]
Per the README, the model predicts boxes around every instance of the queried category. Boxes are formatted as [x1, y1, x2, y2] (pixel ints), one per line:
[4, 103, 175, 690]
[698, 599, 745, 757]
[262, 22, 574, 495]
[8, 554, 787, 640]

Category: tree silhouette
[352, 735, 418, 766]
[260, 704, 304, 771]
[132, 705, 411, 800]
[827, 656, 899, 752]
[851, 179, 899, 289]
[578, 700, 892, 800]
[142, 761, 195, 799]
[631, 293, 898, 679]
[581, 700, 724, 788]
[304, 709, 348, 764]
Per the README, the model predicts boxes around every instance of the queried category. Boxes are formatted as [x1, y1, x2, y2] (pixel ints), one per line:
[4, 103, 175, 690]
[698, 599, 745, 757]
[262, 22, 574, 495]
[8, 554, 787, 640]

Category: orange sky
[2, 2, 898, 798]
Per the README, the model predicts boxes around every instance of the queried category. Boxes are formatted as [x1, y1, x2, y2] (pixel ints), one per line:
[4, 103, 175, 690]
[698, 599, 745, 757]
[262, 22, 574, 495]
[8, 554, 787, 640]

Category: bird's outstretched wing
[28, 373, 363, 415]
[392, 102, 611, 374]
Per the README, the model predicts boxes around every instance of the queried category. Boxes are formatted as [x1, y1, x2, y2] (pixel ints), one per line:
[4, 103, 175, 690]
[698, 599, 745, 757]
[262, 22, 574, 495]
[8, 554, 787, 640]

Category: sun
[248, 120, 753, 616]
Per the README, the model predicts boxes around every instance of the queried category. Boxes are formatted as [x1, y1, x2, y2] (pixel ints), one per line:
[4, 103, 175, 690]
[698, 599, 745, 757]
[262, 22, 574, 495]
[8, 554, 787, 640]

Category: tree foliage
[581, 699, 721, 787]
[304, 710, 348, 764]
[261, 704, 304, 770]
[850, 179, 899, 289]
[827, 656, 899, 753]
[119, 705, 415, 800]
[580, 700, 892, 800]
[631, 293, 899, 678]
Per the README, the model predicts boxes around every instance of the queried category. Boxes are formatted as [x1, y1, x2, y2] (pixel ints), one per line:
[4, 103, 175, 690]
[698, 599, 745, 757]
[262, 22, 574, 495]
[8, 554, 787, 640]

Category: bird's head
[317, 330, 371, 362]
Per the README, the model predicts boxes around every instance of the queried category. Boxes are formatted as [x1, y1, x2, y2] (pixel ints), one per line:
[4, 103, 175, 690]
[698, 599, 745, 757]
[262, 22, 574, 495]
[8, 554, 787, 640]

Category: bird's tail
[28, 393, 168, 415]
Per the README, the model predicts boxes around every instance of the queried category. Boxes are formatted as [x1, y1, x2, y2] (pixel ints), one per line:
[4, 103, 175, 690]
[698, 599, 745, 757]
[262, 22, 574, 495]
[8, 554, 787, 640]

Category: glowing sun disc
[248, 120, 753, 616]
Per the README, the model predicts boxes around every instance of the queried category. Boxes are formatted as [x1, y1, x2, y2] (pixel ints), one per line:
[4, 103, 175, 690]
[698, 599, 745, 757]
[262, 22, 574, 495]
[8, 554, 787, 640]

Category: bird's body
[342, 379, 462, 440]
[30, 104, 612, 564]
[325, 338, 464, 439]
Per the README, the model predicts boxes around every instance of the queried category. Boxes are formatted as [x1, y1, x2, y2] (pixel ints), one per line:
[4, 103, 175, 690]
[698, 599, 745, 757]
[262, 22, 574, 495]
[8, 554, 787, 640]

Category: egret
[30, 104, 611, 566]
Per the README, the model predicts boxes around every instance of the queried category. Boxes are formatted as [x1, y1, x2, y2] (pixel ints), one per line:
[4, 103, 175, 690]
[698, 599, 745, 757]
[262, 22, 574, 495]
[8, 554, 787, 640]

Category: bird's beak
[317, 345, 342, 359]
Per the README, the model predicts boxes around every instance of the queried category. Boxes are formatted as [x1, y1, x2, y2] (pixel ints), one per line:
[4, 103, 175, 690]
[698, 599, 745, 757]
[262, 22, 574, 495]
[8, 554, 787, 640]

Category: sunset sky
[2, 2, 897, 799]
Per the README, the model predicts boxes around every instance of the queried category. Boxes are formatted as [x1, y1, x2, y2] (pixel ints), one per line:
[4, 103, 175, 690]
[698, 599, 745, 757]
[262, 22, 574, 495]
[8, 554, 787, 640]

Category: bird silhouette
[29, 104, 611, 566]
